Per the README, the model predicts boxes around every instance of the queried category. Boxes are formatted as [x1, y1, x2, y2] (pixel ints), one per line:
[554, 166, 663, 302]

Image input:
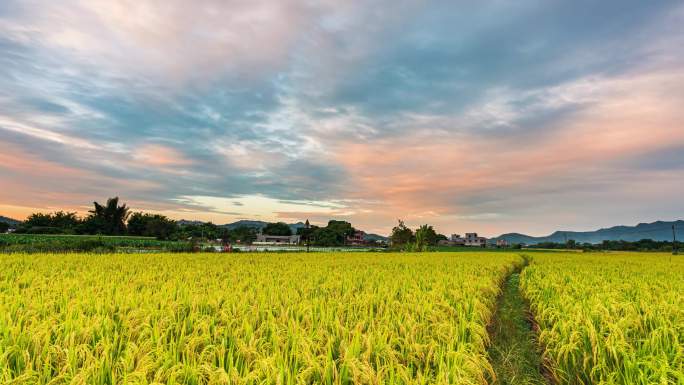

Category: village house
[254, 234, 301, 245]
[346, 230, 366, 246]
[464, 233, 487, 247]
[438, 233, 487, 247]
[450, 234, 466, 245]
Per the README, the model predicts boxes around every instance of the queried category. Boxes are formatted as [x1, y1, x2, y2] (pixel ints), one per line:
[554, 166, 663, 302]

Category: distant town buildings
[438, 232, 488, 247]
[496, 239, 508, 248]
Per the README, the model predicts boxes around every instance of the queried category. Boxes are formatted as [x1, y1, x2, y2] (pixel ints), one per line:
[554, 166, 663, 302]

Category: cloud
[1, 1, 683, 235]
[0, 0, 317, 86]
[133, 144, 194, 167]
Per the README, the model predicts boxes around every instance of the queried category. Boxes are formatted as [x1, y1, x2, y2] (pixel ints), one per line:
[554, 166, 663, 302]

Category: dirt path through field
[486, 257, 548, 385]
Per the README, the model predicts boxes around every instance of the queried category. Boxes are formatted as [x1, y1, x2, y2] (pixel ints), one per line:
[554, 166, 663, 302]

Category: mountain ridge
[492, 220, 683, 244]
[0, 216, 21, 227]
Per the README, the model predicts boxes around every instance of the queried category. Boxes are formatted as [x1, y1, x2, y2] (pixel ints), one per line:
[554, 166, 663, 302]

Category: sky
[1, 0, 683, 237]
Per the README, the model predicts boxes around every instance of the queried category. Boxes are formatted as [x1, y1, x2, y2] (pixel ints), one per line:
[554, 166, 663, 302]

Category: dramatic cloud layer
[1, 0, 683, 235]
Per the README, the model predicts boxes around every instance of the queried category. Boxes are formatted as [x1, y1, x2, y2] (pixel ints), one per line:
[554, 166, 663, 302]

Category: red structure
[346, 230, 366, 246]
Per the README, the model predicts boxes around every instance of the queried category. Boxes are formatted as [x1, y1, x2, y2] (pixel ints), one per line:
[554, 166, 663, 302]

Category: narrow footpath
[486, 258, 548, 385]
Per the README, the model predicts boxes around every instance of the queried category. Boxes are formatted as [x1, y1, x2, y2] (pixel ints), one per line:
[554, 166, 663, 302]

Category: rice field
[0, 252, 520, 385]
[520, 252, 684, 384]
[1, 251, 682, 385]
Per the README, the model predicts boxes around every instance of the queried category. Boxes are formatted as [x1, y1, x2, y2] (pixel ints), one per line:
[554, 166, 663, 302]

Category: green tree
[229, 226, 258, 244]
[50, 211, 80, 231]
[145, 216, 178, 240]
[76, 216, 107, 235]
[262, 222, 292, 236]
[312, 227, 339, 246]
[415, 224, 438, 251]
[327, 220, 355, 241]
[127, 212, 149, 236]
[199, 222, 220, 240]
[0, 222, 8, 233]
[87, 197, 130, 235]
[390, 220, 414, 248]
[310, 220, 355, 246]
[128, 212, 178, 240]
[174, 222, 221, 240]
[17, 211, 80, 234]
[297, 220, 318, 249]
[24, 213, 54, 227]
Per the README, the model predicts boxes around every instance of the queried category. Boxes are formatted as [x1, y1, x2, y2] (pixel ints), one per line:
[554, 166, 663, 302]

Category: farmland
[0, 233, 192, 253]
[0, 251, 681, 384]
[521, 253, 684, 384]
[0, 252, 520, 384]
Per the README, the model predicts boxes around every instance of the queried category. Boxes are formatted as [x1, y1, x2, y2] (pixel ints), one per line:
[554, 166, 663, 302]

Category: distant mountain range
[364, 233, 389, 242]
[176, 219, 205, 227]
[0, 216, 21, 228]
[178, 219, 306, 233]
[492, 220, 684, 245]
[223, 220, 306, 233]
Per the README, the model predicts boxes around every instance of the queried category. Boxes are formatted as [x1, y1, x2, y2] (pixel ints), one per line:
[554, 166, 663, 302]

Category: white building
[254, 234, 301, 245]
[464, 233, 487, 247]
[450, 234, 465, 245]
[438, 232, 488, 247]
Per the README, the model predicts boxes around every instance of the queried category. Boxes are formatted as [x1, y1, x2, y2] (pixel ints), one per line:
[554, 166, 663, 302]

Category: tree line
[525, 238, 680, 252]
[389, 220, 448, 251]
[11, 197, 367, 247]
[13, 197, 184, 239]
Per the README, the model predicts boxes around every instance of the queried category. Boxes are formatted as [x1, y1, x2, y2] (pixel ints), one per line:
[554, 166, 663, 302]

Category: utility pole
[673, 224, 678, 256]
[305, 219, 310, 253]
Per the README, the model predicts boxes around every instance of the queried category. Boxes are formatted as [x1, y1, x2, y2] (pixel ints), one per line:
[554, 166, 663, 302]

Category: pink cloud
[133, 144, 194, 167]
[0, 145, 162, 218]
[320, 68, 684, 234]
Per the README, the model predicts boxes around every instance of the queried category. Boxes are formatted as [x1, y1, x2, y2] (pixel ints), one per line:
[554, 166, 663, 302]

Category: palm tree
[415, 224, 436, 252]
[89, 197, 130, 235]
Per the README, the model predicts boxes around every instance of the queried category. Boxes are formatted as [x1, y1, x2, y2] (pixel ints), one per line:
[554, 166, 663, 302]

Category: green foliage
[226, 226, 257, 244]
[296, 219, 315, 246]
[0, 234, 191, 253]
[311, 220, 355, 246]
[127, 212, 178, 240]
[176, 222, 222, 240]
[16, 211, 80, 234]
[87, 197, 130, 235]
[390, 219, 414, 248]
[0, 222, 8, 233]
[262, 222, 292, 236]
[311, 227, 339, 246]
[487, 267, 546, 385]
[414, 224, 438, 251]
